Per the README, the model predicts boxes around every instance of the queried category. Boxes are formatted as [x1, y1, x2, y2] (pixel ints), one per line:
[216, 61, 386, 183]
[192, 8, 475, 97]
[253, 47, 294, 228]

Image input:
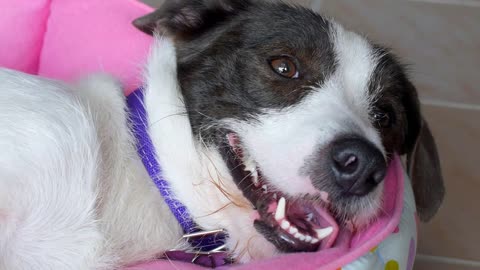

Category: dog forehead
[242, 4, 332, 43]
[329, 23, 378, 103]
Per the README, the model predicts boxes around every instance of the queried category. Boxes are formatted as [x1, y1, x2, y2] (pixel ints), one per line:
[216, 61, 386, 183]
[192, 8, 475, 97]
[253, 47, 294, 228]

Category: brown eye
[372, 108, 394, 128]
[269, 57, 299, 79]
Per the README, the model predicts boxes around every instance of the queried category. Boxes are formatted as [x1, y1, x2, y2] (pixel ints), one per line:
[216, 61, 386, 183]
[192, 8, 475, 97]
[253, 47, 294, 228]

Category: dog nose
[330, 137, 386, 196]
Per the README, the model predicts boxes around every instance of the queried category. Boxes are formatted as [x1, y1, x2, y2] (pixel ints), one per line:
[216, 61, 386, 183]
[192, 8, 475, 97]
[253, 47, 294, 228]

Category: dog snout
[330, 137, 386, 196]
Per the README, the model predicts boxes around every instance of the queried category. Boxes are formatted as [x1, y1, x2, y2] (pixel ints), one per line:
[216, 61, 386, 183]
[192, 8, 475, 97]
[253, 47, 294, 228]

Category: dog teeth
[242, 156, 259, 186]
[251, 170, 259, 186]
[261, 184, 268, 193]
[272, 193, 277, 200]
[273, 197, 324, 245]
[290, 229, 320, 244]
[274, 197, 286, 221]
[280, 220, 290, 230]
[315, 227, 333, 240]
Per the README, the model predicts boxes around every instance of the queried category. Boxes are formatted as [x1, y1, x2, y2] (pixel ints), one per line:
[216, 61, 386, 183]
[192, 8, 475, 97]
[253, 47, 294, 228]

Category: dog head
[134, 0, 444, 254]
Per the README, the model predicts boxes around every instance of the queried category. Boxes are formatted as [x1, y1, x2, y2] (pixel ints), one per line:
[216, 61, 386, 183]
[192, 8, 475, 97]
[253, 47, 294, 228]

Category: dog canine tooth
[288, 226, 298, 235]
[261, 184, 268, 193]
[251, 170, 260, 186]
[272, 193, 277, 200]
[306, 213, 313, 222]
[242, 153, 260, 186]
[274, 197, 286, 221]
[315, 227, 333, 240]
[243, 156, 256, 171]
[280, 220, 290, 230]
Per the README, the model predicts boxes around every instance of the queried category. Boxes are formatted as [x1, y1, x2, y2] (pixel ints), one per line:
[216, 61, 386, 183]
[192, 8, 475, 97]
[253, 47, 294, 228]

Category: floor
[141, 1, 480, 269]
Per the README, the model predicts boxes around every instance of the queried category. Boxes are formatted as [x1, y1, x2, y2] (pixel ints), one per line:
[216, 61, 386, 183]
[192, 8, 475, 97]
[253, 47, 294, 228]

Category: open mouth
[223, 133, 339, 253]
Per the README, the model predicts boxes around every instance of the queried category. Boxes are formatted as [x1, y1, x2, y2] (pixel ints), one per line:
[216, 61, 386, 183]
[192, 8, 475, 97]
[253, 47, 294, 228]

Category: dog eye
[269, 57, 299, 79]
[372, 109, 394, 128]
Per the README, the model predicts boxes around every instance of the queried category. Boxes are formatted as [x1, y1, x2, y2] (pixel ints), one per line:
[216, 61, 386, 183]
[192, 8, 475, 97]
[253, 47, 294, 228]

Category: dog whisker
[148, 112, 189, 129]
[237, 170, 255, 187]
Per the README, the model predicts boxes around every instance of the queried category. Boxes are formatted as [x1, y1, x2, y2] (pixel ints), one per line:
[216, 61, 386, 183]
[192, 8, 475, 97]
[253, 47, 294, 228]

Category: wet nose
[330, 137, 386, 196]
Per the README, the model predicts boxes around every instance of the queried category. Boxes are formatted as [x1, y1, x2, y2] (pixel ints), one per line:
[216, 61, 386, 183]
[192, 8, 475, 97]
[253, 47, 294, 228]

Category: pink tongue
[313, 205, 340, 250]
[285, 201, 340, 250]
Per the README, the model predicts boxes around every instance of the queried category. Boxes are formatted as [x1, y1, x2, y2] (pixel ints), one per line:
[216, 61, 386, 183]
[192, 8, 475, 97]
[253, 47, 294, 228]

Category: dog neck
[127, 87, 226, 251]
[140, 37, 271, 261]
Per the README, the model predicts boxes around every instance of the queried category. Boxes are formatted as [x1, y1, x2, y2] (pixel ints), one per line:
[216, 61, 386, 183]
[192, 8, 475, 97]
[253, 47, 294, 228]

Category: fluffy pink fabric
[0, 2, 404, 268]
[0, 0, 50, 73]
[0, 0, 153, 92]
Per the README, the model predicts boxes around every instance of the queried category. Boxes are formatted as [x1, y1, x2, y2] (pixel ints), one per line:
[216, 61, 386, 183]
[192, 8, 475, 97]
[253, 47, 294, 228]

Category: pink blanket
[0, 1, 409, 269]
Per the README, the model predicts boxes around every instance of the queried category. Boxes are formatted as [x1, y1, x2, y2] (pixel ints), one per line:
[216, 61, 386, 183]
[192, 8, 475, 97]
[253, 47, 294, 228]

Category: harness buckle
[167, 229, 230, 268]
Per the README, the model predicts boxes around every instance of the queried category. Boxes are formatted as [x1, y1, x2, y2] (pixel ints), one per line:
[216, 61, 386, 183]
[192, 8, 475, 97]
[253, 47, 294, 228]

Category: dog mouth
[223, 133, 339, 253]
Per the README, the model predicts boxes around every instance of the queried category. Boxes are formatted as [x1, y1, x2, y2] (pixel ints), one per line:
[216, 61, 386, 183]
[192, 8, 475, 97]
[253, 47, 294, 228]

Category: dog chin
[332, 184, 384, 229]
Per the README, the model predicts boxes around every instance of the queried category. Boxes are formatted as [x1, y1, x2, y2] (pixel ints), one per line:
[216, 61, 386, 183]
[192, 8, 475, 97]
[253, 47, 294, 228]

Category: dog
[0, 0, 444, 269]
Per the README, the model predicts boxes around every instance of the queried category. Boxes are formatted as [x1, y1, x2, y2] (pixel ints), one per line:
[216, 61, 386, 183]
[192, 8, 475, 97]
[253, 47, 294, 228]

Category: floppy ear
[402, 82, 445, 222]
[407, 118, 445, 222]
[132, 0, 250, 38]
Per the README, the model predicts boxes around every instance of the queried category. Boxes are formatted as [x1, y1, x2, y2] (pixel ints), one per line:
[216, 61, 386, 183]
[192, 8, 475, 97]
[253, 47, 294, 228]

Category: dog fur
[0, 1, 444, 269]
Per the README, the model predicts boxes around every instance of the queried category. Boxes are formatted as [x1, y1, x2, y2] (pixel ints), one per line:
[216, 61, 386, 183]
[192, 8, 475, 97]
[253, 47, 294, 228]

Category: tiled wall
[142, 1, 480, 269]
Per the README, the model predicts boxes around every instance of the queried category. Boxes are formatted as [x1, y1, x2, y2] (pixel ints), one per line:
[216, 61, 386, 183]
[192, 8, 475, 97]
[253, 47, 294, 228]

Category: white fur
[0, 71, 108, 269]
[0, 44, 184, 268]
[0, 24, 386, 268]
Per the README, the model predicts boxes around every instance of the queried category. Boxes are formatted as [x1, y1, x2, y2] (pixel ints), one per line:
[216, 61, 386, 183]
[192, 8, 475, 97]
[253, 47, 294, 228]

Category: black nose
[330, 137, 386, 196]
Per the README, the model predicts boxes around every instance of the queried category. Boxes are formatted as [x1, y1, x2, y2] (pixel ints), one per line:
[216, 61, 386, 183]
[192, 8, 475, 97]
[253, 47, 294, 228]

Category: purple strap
[126, 88, 228, 265]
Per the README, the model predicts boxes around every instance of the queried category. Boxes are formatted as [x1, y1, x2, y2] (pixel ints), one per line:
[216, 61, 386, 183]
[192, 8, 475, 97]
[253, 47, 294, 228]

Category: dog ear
[403, 83, 445, 222]
[407, 118, 445, 222]
[133, 0, 250, 38]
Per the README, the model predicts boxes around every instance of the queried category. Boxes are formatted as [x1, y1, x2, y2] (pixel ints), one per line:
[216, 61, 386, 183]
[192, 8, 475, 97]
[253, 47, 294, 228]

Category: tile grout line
[421, 99, 480, 111]
[408, 0, 480, 7]
[417, 254, 480, 267]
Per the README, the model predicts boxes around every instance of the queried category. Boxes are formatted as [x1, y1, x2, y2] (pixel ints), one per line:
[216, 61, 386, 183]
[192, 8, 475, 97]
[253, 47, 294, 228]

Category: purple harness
[127, 88, 229, 267]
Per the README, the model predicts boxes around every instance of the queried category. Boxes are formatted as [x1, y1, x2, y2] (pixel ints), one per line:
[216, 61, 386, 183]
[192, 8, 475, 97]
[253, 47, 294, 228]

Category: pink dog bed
[0, 1, 417, 269]
[0, 0, 152, 93]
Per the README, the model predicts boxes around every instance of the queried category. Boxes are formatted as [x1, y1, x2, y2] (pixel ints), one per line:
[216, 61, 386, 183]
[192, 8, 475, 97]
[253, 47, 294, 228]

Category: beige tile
[410, 0, 480, 8]
[416, 105, 480, 260]
[414, 259, 480, 270]
[140, 0, 163, 8]
[141, 0, 313, 8]
[311, 0, 480, 105]
[281, 0, 313, 6]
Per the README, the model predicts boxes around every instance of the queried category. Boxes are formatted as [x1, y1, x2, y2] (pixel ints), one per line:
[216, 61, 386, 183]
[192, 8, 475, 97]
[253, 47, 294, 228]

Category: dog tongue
[313, 205, 339, 249]
[283, 199, 339, 250]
